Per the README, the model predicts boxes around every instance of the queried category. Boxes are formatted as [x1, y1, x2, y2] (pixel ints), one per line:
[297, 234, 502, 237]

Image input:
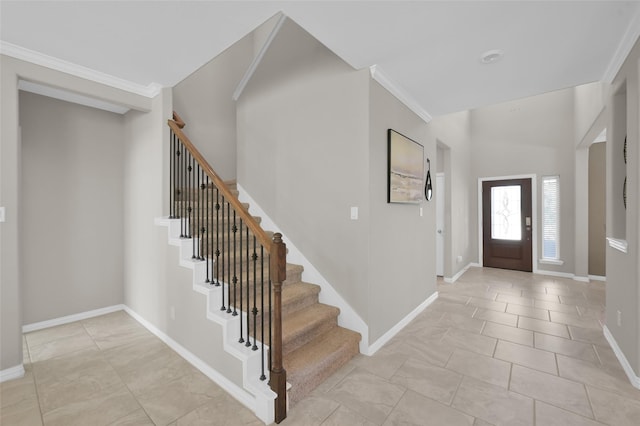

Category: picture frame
[387, 129, 424, 204]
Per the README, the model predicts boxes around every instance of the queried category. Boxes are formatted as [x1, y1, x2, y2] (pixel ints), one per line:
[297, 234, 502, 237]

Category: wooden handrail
[172, 111, 185, 129]
[167, 119, 273, 252]
[168, 113, 287, 422]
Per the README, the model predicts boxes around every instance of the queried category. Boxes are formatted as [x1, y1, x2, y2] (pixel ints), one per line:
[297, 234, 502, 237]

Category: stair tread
[285, 326, 360, 379]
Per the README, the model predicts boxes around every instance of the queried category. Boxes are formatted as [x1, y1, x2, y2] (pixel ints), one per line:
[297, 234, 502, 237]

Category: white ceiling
[2, 1, 639, 117]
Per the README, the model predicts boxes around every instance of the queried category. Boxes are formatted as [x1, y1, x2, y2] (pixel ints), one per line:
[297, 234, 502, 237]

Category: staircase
[220, 182, 361, 405]
[164, 114, 360, 421]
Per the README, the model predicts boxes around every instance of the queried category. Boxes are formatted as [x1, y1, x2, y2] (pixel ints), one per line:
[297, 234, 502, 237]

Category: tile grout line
[24, 338, 46, 426]
[81, 317, 151, 425]
[81, 316, 159, 425]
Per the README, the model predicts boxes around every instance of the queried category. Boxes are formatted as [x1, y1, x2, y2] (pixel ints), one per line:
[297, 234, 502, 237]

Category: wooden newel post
[270, 233, 287, 423]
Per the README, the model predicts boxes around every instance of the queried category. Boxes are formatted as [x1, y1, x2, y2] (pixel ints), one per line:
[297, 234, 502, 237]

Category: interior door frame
[436, 172, 445, 276]
[478, 174, 538, 272]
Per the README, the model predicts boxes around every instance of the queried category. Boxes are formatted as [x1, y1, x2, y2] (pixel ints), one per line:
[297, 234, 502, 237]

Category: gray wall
[427, 111, 473, 279]
[172, 32, 254, 181]
[0, 54, 150, 371]
[368, 80, 435, 341]
[605, 36, 640, 376]
[237, 19, 371, 327]
[122, 89, 244, 387]
[20, 92, 125, 324]
[470, 88, 576, 275]
[237, 18, 439, 343]
[589, 142, 606, 276]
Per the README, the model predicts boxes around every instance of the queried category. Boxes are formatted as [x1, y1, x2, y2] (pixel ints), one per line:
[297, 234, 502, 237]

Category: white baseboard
[535, 268, 576, 280]
[0, 364, 25, 383]
[445, 262, 479, 283]
[123, 306, 259, 412]
[535, 269, 602, 283]
[603, 325, 640, 390]
[366, 291, 438, 356]
[236, 184, 370, 353]
[155, 217, 275, 424]
[16, 299, 271, 424]
[22, 304, 126, 333]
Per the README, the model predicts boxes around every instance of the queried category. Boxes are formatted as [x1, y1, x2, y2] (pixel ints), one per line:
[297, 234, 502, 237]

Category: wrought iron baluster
[199, 169, 205, 260]
[205, 175, 210, 281]
[252, 237, 258, 351]
[239, 220, 245, 344]
[245, 227, 251, 347]
[169, 131, 174, 219]
[179, 142, 185, 237]
[190, 155, 195, 254]
[215, 188, 220, 287]
[232, 210, 238, 316]
[226, 201, 232, 314]
[269, 259, 272, 372]
[260, 245, 266, 380]
[194, 162, 200, 259]
[219, 195, 226, 311]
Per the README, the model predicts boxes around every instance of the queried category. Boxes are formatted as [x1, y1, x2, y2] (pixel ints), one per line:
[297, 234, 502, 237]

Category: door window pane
[491, 185, 522, 240]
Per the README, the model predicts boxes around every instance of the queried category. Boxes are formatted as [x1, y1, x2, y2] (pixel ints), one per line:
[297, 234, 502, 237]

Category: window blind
[542, 176, 559, 259]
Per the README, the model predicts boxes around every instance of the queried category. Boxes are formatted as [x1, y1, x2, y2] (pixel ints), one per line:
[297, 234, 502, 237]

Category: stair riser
[286, 338, 360, 405]
[208, 267, 303, 287]
[283, 316, 338, 357]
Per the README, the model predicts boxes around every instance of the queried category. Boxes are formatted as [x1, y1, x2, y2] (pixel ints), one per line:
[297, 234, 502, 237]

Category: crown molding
[233, 13, 287, 101]
[0, 41, 162, 98]
[18, 80, 130, 114]
[603, 8, 640, 83]
[370, 65, 432, 123]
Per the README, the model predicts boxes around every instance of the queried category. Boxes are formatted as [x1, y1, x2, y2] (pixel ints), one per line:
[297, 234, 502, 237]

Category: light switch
[420, 207, 423, 217]
[350, 207, 358, 220]
[0, 207, 5, 223]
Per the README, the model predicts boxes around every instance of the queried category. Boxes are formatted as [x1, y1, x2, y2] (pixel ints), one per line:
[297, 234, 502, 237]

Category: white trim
[17, 295, 273, 423]
[607, 237, 628, 253]
[18, 79, 130, 114]
[477, 175, 538, 271]
[0, 41, 162, 98]
[444, 262, 479, 284]
[539, 259, 565, 266]
[236, 184, 370, 353]
[573, 276, 590, 283]
[603, 325, 640, 390]
[233, 13, 287, 101]
[22, 304, 125, 333]
[535, 269, 576, 280]
[588, 275, 607, 282]
[602, 8, 640, 83]
[366, 291, 438, 356]
[370, 65, 432, 123]
[123, 306, 259, 413]
[594, 128, 607, 144]
[0, 364, 25, 383]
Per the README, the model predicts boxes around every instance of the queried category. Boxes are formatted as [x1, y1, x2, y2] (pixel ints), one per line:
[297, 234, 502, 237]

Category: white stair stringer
[155, 216, 276, 425]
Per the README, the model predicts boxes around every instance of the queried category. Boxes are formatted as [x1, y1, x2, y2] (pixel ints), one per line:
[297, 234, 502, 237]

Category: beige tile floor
[2, 267, 640, 425]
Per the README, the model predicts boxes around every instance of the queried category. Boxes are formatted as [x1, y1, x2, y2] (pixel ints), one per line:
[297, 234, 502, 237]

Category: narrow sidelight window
[542, 176, 560, 260]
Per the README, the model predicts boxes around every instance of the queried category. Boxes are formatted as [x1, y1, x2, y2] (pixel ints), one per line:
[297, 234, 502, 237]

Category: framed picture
[387, 129, 424, 203]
